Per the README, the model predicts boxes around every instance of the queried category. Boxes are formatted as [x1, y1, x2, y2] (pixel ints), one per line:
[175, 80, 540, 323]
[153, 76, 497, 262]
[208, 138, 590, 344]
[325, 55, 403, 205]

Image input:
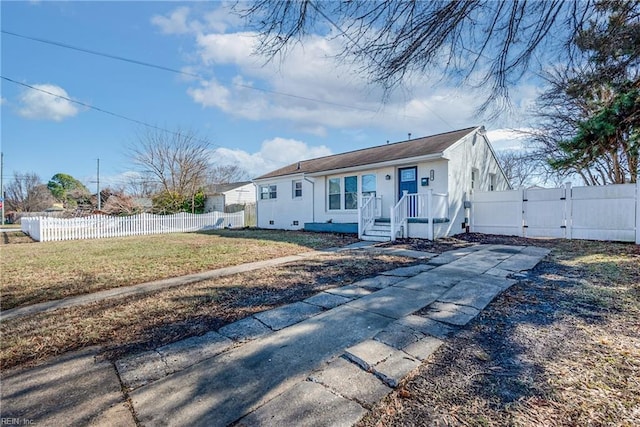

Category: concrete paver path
[0, 243, 550, 427]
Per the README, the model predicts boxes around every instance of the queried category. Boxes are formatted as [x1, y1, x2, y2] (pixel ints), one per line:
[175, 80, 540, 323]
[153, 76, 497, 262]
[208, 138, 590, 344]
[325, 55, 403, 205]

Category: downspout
[304, 176, 315, 223]
[251, 181, 259, 228]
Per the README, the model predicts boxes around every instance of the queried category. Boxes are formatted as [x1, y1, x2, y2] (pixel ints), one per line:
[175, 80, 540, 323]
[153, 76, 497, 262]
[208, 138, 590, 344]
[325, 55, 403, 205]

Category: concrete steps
[361, 221, 392, 242]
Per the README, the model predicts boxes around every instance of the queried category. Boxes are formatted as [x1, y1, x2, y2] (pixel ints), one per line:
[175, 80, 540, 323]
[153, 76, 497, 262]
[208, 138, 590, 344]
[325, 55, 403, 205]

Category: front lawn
[0, 229, 357, 311]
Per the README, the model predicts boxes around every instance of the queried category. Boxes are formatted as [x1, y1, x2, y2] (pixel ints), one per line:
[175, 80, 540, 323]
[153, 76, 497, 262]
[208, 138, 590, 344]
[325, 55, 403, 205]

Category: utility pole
[96, 158, 101, 211]
[1, 152, 4, 225]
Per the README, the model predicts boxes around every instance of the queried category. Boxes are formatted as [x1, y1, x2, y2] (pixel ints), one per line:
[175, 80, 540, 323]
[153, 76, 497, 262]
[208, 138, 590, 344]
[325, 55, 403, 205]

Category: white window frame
[344, 175, 358, 210]
[471, 168, 479, 193]
[260, 184, 277, 200]
[292, 180, 303, 198]
[361, 174, 376, 198]
[327, 174, 370, 211]
[328, 177, 341, 210]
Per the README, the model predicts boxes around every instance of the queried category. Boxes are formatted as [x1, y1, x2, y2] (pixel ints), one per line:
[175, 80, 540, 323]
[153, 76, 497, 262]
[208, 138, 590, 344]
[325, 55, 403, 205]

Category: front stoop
[361, 221, 392, 242]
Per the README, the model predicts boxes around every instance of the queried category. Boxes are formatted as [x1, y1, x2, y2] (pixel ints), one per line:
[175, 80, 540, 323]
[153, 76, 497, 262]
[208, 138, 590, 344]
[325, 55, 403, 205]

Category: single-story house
[253, 126, 510, 241]
[204, 181, 256, 213]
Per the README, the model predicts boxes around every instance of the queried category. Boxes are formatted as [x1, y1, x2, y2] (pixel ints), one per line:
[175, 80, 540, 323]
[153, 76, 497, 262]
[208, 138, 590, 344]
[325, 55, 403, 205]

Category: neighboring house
[133, 197, 153, 213]
[204, 181, 256, 213]
[253, 126, 510, 241]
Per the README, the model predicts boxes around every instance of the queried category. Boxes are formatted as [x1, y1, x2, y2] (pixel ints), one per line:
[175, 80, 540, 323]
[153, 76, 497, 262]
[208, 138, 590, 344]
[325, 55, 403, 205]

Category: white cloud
[486, 128, 536, 152]
[158, 4, 535, 137]
[17, 84, 79, 121]
[202, 2, 241, 33]
[196, 31, 258, 66]
[212, 137, 332, 177]
[151, 2, 238, 35]
[185, 26, 486, 136]
[151, 7, 201, 35]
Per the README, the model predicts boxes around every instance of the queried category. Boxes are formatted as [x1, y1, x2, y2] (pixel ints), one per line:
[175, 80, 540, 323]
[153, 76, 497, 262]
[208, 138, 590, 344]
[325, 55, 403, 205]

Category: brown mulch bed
[359, 233, 640, 427]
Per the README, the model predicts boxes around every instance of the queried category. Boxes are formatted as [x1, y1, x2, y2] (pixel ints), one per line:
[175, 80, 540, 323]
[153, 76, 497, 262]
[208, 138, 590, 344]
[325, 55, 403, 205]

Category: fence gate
[522, 187, 567, 238]
[471, 182, 639, 243]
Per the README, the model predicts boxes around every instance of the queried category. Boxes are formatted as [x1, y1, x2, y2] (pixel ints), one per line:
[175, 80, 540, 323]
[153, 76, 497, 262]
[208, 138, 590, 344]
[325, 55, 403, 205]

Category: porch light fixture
[385, 174, 391, 180]
[430, 169, 435, 181]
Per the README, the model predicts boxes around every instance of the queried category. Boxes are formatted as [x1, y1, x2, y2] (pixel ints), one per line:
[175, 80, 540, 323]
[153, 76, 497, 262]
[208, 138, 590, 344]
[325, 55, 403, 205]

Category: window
[401, 168, 416, 182]
[362, 174, 376, 198]
[327, 174, 363, 210]
[260, 184, 277, 200]
[292, 180, 302, 198]
[471, 168, 479, 193]
[489, 173, 496, 191]
[344, 176, 358, 210]
[328, 178, 341, 210]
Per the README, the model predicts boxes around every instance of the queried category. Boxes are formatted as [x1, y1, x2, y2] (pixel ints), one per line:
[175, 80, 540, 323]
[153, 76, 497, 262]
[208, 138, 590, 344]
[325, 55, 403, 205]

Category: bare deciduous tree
[240, 0, 605, 114]
[497, 150, 568, 188]
[5, 172, 55, 212]
[124, 173, 160, 198]
[100, 188, 139, 216]
[209, 164, 249, 184]
[130, 128, 213, 212]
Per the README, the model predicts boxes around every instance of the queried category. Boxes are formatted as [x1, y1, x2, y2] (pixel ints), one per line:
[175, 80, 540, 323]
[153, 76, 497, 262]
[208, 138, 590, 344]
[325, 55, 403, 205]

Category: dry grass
[0, 229, 357, 310]
[0, 251, 415, 370]
[360, 235, 640, 427]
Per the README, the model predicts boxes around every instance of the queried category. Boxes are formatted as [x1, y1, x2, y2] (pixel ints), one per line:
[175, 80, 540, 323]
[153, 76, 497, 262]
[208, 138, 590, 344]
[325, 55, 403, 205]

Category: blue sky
[1, 1, 534, 191]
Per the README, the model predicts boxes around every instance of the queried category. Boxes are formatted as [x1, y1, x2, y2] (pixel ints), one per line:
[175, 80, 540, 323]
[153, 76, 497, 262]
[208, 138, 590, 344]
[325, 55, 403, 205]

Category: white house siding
[443, 132, 510, 236]
[256, 175, 313, 230]
[224, 183, 256, 205]
[254, 128, 509, 238]
[310, 167, 396, 225]
[205, 195, 225, 213]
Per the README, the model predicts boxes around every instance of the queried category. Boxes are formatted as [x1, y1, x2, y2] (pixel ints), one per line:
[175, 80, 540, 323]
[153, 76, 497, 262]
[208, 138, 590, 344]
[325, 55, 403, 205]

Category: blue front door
[399, 167, 418, 217]
[398, 167, 417, 198]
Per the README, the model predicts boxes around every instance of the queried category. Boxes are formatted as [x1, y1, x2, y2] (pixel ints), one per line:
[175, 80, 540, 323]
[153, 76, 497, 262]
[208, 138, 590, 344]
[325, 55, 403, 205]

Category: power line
[2, 29, 202, 80]
[2, 28, 422, 119]
[1, 76, 217, 146]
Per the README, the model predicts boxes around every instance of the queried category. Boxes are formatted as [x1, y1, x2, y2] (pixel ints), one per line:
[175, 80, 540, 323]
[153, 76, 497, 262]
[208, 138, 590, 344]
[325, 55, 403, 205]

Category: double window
[260, 184, 277, 200]
[328, 174, 377, 210]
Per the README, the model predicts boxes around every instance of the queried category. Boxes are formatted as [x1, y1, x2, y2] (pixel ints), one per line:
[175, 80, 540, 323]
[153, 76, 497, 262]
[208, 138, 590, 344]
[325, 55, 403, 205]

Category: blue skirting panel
[304, 222, 358, 234]
[372, 218, 450, 224]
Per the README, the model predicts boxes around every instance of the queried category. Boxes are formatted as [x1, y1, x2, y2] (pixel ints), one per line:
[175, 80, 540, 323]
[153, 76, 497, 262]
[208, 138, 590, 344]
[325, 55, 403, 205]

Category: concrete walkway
[0, 243, 549, 427]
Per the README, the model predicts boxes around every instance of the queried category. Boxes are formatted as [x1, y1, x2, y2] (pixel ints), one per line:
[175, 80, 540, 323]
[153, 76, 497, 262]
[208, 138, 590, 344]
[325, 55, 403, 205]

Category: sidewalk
[0, 243, 549, 426]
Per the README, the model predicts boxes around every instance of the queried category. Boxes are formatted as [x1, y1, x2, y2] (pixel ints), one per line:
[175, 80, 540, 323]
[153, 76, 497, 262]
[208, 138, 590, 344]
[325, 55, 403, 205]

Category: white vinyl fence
[471, 182, 640, 244]
[21, 211, 244, 242]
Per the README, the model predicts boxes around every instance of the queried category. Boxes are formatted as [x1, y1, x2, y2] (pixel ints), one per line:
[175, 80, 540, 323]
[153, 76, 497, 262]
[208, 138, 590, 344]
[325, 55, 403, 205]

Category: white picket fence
[21, 211, 244, 242]
[471, 182, 640, 244]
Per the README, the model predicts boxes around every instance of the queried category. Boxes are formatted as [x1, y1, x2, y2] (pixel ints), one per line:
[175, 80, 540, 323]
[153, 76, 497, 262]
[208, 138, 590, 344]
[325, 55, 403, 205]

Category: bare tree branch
[239, 0, 599, 113]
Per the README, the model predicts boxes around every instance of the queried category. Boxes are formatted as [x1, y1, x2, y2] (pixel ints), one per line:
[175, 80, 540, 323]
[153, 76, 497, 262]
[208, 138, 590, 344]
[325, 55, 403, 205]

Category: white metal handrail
[358, 194, 377, 239]
[390, 190, 449, 241]
[390, 191, 408, 241]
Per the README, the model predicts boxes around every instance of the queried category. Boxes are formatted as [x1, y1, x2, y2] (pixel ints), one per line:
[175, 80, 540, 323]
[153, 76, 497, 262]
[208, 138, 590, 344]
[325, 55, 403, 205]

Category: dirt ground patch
[359, 234, 640, 427]
[0, 251, 415, 370]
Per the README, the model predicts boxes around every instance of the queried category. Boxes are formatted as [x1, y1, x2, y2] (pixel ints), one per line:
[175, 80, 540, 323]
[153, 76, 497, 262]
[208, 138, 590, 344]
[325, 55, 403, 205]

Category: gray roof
[255, 127, 477, 180]
[206, 181, 252, 194]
